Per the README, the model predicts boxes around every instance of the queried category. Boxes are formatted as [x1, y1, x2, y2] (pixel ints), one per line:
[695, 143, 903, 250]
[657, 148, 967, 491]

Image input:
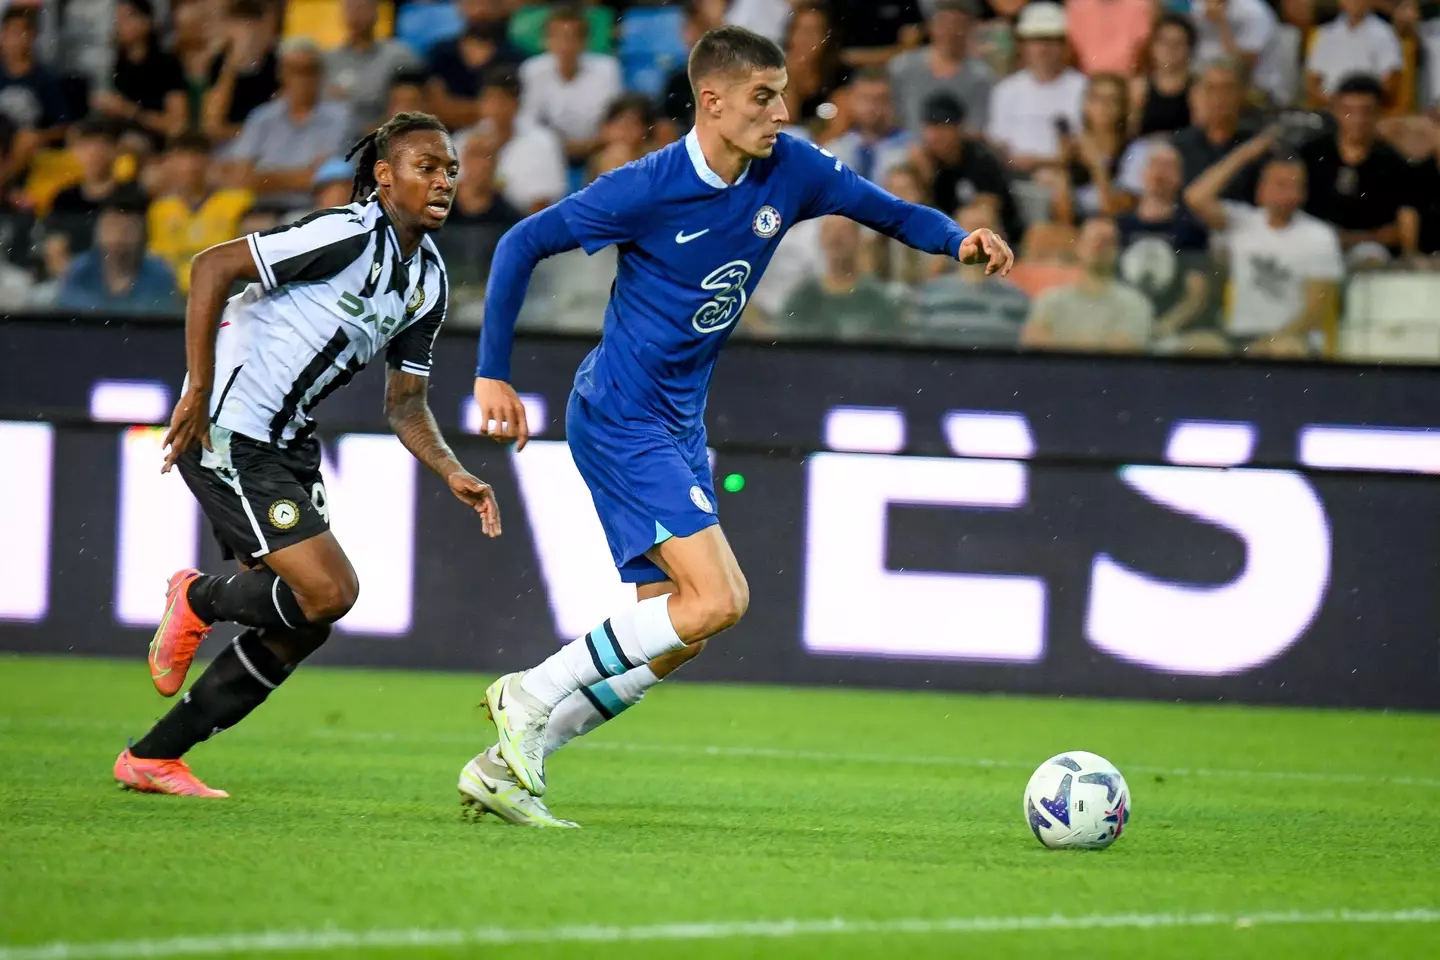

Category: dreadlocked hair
[344, 111, 451, 203]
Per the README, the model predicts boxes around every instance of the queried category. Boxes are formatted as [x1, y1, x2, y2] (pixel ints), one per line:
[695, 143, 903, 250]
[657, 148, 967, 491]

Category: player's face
[714, 67, 789, 159]
[379, 130, 459, 231]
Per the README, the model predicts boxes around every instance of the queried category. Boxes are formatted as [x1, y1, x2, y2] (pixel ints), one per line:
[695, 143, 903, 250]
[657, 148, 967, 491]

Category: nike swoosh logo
[496, 686, 507, 711]
[675, 229, 710, 244]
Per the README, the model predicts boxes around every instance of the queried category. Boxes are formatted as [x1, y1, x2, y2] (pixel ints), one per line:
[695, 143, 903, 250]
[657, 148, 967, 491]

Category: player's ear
[374, 158, 392, 190]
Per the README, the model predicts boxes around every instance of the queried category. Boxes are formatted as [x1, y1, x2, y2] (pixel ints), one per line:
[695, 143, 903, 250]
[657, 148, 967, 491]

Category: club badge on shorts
[752, 205, 781, 239]
[690, 485, 713, 514]
[268, 499, 300, 530]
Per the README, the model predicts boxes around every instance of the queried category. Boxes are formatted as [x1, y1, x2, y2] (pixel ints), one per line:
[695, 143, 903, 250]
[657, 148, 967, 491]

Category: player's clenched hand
[448, 471, 502, 537]
[161, 387, 213, 474]
[958, 228, 1015, 277]
[472, 377, 530, 451]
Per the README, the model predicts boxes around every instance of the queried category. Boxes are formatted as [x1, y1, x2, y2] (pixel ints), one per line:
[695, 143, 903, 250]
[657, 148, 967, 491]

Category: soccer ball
[1023, 751, 1131, 850]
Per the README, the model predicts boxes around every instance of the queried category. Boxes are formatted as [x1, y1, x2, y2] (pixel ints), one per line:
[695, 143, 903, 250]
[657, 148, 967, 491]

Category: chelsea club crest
[752, 205, 781, 239]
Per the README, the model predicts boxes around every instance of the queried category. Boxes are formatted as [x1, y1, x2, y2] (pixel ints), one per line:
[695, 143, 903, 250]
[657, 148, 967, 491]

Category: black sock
[131, 629, 292, 760]
[188, 570, 308, 629]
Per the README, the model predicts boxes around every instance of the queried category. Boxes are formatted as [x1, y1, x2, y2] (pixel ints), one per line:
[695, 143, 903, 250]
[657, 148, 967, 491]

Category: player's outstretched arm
[797, 140, 1014, 277]
[161, 238, 262, 473]
[474, 205, 584, 451]
[385, 368, 501, 537]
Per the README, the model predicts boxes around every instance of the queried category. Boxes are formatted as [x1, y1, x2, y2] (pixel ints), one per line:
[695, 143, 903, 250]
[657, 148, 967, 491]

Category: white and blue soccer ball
[1023, 751, 1131, 850]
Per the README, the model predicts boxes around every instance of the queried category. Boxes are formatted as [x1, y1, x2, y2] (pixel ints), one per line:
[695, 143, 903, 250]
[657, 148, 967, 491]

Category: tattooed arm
[384, 369, 501, 537]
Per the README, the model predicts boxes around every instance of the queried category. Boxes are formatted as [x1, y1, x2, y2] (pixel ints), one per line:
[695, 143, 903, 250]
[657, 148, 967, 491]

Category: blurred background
[3, 0, 1440, 712]
[3, 0, 1440, 358]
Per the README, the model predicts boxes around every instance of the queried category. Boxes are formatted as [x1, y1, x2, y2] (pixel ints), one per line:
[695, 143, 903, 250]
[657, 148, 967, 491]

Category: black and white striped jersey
[200, 198, 450, 447]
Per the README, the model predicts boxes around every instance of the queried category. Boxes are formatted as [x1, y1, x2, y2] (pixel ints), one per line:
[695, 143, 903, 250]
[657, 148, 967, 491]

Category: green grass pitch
[1, 655, 1438, 959]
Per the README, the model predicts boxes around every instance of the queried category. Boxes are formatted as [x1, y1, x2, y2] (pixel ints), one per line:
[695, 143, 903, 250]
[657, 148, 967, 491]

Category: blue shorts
[566, 391, 718, 584]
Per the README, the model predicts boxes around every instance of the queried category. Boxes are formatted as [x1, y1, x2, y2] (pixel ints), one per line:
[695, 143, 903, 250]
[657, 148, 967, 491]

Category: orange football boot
[149, 568, 211, 697]
[114, 749, 229, 798]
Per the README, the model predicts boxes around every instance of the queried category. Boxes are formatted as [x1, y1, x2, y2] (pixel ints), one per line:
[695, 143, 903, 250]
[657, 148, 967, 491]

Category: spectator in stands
[29, 231, 70, 308]
[825, 0, 925, 69]
[0, 117, 33, 269]
[172, 0, 220, 131]
[889, 0, 994, 137]
[1055, 73, 1131, 222]
[57, 192, 178, 314]
[986, 2, 1086, 174]
[325, 0, 422, 137]
[147, 132, 253, 294]
[1021, 216, 1153, 352]
[589, 94, 655, 181]
[661, 0, 728, 135]
[826, 70, 910, 184]
[93, 0, 187, 144]
[912, 93, 1022, 242]
[907, 203, 1029, 346]
[1299, 73, 1413, 260]
[387, 69, 429, 119]
[311, 157, 357, 212]
[468, 66, 567, 213]
[1396, 114, 1440, 258]
[782, 2, 850, 126]
[0, 7, 70, 163]
[436, 130, 522, 293]
[1304, 0, 1403, 109]
[1067, 0, 1155, 75]
[203, 0, 280, 148]
[1171, 58, 1260, 199]
[451, 131, 523, 229]
[518, 4, 622, 165]
[1131, 14, 1195, 138]
[1115, 142, 1212, 343]
[869, 163, 949, 291]
[779, 216, 894, 340]
[231, 39, 351, 208]
[47, 116, 126, 255]
[725, 0, 792, 44]
[1192, 0, 1277, 85]
[1183, 129, 1344, 356]
[1267, 0, 1316, 109]
[426, 1, 519, 130]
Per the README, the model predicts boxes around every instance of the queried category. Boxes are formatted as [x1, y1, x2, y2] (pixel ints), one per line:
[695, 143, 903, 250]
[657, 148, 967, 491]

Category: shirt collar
[685, 128, 750, 189]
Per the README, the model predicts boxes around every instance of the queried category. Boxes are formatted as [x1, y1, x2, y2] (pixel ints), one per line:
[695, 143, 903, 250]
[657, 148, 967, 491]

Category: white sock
[520, 595, 685, 708]
[544, 665, 659, 757]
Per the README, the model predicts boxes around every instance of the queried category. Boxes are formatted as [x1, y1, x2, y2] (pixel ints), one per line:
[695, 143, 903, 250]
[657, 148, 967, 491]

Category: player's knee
[296, 574, 359, 624]
[695, 579, 748, 637]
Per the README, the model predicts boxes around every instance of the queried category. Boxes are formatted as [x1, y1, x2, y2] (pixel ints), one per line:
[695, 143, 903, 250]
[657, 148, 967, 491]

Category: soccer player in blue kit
[460, 25, 1014, 826]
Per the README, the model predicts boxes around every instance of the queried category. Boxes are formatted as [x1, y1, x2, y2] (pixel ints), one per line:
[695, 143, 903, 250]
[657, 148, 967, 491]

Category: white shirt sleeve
[1233, 0, 1277, 54]
[246, 209, 372, 292]
[1376, 22, 1405, 76]
[1304, 27, 1330, 74]
[985, 80, 1015, 154]
[516, 57, 545, 133]
[1302, 221, 1346, 280]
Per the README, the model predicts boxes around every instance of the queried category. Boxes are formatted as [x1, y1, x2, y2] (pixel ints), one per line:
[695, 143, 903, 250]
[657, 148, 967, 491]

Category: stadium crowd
[5, 0, 1440, 359]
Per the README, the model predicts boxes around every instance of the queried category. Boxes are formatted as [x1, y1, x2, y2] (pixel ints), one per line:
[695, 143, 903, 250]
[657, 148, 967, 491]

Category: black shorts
[175, 426, 331, 563]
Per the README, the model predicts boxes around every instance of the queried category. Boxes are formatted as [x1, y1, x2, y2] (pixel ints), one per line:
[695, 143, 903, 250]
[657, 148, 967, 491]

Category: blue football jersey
[554, 130, 966, 434]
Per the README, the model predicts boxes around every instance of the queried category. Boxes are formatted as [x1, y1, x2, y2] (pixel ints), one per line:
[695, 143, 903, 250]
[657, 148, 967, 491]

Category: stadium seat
[1339, 272, 1440, 362]
[395, 0, 462, 57]
[284, 0, 396, 50]
[617, 6, 687, 98]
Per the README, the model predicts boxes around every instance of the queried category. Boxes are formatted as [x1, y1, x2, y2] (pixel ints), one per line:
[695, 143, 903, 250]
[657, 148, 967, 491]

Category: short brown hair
[687, 25, 785, 91]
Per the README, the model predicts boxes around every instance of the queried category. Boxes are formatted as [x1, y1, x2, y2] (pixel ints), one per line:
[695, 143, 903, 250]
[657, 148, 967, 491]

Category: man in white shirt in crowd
[1192, 0, 1277, 83]
[1021, 216, 1154, 352]
[465, 65, 566, 214]
[517, 4, 622, 164]
[1304, 0, 1403, 108]
[825, 69, 910, 183]
[1183, 128, 1344, 357]
[889, 0, 994, 135]
[986, 2, 1085, 174]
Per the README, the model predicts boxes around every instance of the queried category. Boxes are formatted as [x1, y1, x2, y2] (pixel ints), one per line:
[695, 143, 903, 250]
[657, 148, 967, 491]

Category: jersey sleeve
[386, 252, 448, 377]
[246, 209, 373, 292]
[791, 135, 967, 259]
[555, 161, 654, 254]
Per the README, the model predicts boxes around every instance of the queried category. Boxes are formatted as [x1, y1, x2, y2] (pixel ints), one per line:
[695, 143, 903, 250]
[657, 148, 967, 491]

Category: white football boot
[458, 748, 578, 828]
[482, 671, 550, 795]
